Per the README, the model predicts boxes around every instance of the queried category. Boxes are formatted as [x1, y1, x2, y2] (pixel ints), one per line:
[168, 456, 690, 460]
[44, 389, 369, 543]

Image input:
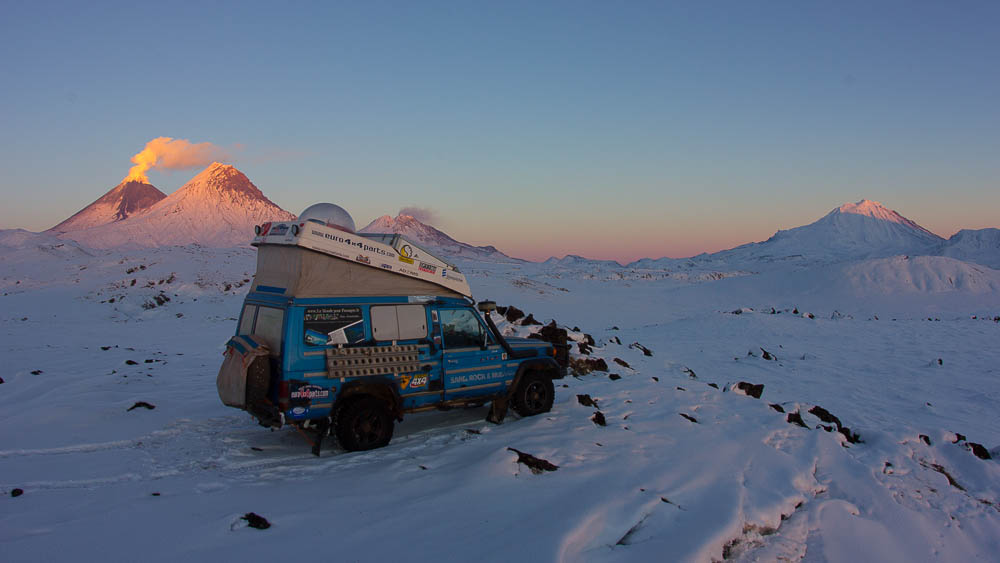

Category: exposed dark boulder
[629, 342, 653, 356]
[242, 512, 271, 530]
[576, 394, 599, 408]
[679, 413, 698, 423]
[577, 342, 593, 355]
[769, 403, 785, 413]
[504, 306, 524, 323]
[608, 373, 621, 381]
[787, 411, 808, 428]
[569, 357, 608, 374]
[808, 406, 842, 430]
[968, 443, 992, 460]
[507, 447, 558, 474]
[127, 401, 156, 411]
[591, 411, 606, 426]
[735, 382, 764, 399]
[919, 434, 932, 446]
[613, 358, 631, 369]
[760, 348, 776, 361]
[520, 313, 542, 326]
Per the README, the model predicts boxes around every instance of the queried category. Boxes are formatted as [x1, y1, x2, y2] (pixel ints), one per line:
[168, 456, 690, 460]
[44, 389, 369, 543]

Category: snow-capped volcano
[360, 213, 517, 261]
[57, 163, 295, 249]
[49, 179, 165, 233]
[700, 199, 945, 266]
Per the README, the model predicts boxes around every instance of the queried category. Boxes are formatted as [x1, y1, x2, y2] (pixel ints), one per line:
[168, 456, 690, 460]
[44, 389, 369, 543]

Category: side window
[371, 305, 427, 342]
[440, 309, 490, 348]
[253, 306, 285, 356]
[238, 305, 257, 336]
[303, 306, 364, 346]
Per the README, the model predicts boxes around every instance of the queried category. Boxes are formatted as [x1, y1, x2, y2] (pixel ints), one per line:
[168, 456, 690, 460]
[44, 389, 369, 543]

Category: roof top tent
[249, 203, 472, 299]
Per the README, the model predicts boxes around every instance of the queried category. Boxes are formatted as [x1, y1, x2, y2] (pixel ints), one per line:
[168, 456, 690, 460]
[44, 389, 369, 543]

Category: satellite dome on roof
[298, 203, 356, 233]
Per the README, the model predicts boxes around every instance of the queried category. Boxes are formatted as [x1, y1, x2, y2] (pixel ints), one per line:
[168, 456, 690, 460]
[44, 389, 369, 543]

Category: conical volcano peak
[826, 199, 937, 237]
[178, 162, 267, 201]
[49, 179, 166, 232]
[837, 199, 899, 220]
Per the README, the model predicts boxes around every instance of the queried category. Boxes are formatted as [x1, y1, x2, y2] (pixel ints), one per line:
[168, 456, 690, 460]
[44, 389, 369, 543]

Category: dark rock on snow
[507, 447, 558, 474]
[968, 443, 992, 460]
[576, 394, 599, 408]
[504, 306, 524, 323]
[613, 358, 632, 369]
[679, 413, 698, 423]
[608, 374, 622, 381]
[787, 411, 809, 428]
[520, 314, 542, 326]
[242, 512, 271, 530]
[736, 382, 765, 399]
[769, 403, 785, 413]
[127, 401, 156, 411]
[591, 411, 607, 426]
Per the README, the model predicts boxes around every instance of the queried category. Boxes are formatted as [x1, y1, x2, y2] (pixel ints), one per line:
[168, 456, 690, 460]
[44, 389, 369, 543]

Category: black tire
[511, 372, 555, 417]
[334, 396, 394, 451]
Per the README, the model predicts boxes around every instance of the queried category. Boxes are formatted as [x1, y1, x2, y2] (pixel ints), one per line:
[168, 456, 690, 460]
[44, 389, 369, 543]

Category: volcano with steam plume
[49, 180, 165, 233]
[57, 163, 294, 248]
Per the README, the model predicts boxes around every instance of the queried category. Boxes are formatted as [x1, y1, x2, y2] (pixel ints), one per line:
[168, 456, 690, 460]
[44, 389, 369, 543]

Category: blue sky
[1, 1, 997, 261]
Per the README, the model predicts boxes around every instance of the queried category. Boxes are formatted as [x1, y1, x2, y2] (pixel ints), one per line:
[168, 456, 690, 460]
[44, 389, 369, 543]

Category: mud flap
[486, 395, 508, 424]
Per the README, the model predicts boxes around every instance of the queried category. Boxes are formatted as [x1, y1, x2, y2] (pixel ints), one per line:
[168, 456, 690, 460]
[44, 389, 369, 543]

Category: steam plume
[398, 206, 439, 224]
[125, 137, 231, 182]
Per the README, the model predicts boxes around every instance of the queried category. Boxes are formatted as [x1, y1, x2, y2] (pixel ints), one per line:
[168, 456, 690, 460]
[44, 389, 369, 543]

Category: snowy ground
[1, 237, 999, 561]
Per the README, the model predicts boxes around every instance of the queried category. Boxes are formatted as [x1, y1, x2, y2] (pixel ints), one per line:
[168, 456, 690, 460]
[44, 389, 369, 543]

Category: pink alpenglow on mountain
[49, 180, 166, 233]
[57, 163, 295, 249]
[360, 213, 515, 261]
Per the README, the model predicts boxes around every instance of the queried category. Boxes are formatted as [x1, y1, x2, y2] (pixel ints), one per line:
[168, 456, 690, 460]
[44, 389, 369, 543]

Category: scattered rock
[610, 336, 622, 345]
[923, 461, 965, 491]
[610, 326, 619, 330]
[808, 406, 842, 430]
[419, 465, 428, 470]
[613, 358, 631, 369]
[591, 412, 606, 426]
[30, 370, 43, 375]
[529, 321, 568, 349]
[937, 358, 943, 366]
[151, 492, 160, 496]
[241, 512, 271, 530]
[679, 413, 698, 423]
[576, 394, 599, 408]
[952, 433, 967, 444]
[968, 443, 992, 460]
[760, 347, 776, 361]
[101, 346, 112, 351]
[839, 427, 862, 444]
[629, 342, 653, 356]
[683, 367, 697, 379]
[676, 386, 686, 391]
[465, 428, 481, 435]
[504, 306, 524, 323]
[583, 334, 596, 346]
[735, 382, 764, 399]
[651, 376, 659, 382]
[787, 411, 808, 428]
[0, 377, 4, 384]
[507, 447, 558, 474]
[608, 374, 621, 381]
[144, 359, 154, 364]
[729, 309, 743, 315]
[577, 342, 592, 355]
[11, 488, 23, 497]
[127, 401, 156, 411]
[919, 434, 931, 446]
[707, 383, 719, 389]
[793, 308, 799, 315]
[769, 403, 785, 413]
[569, 357, 608, 374]
[125, 360, 138, 365]
[520, 313, 542, 326]
[251, 447, 263, 452]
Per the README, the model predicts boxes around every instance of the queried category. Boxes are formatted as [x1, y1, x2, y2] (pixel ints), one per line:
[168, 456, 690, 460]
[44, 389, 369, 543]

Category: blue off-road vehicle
[217, 204, 566, 453]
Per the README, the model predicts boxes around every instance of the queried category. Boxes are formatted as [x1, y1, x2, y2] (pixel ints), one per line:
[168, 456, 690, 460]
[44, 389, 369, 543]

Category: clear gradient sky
[1, 1, 997, 262]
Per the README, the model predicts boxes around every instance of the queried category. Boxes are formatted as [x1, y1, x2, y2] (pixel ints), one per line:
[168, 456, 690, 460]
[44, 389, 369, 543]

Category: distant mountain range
[624, 200, 999, 270]
[29, 174, 1000, 273]
[52, 163, 294, 248]
[360, 213, 518, 262]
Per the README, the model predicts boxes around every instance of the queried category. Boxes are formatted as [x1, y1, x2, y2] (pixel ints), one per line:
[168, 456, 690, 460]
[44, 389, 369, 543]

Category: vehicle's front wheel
[334, 397, 394, 451]
[511, 372, 554, 416]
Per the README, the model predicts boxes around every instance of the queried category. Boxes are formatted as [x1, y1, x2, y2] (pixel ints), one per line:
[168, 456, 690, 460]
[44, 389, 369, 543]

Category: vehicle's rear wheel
[511, 372, 554, 416]
[334, 396, 394, 451]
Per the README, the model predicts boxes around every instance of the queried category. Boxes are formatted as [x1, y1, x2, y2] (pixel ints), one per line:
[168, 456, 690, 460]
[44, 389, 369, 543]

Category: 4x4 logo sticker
[398, 374, 430, 390]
